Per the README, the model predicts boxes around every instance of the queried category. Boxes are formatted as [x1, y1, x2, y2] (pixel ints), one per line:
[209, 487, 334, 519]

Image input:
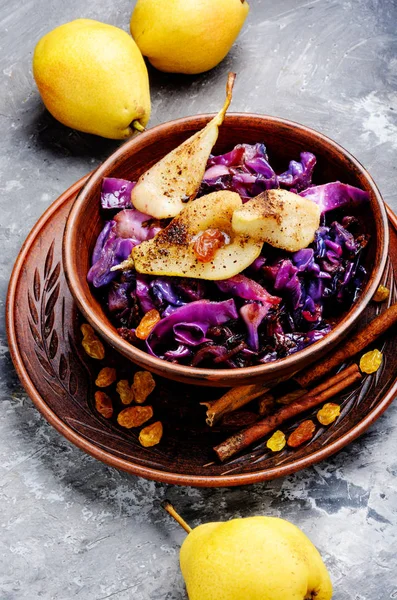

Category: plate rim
[6, 177, 397, 487]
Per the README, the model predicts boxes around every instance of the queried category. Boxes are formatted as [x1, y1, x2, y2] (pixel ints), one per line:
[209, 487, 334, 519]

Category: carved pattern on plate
[26, 238, 397, 476]
[8, 187, 397, 484]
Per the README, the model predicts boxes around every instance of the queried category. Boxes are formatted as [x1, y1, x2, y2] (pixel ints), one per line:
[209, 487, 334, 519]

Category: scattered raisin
[81, 323, 105, 360]
[287, 420, 316, 448]
[116, 379, 135, 405]
[117, 405, 153, 428]
[95, 391, 113, 419]
[139, 421, 163, 447]
[133, 371, 156, 404]
[266, 430, 286, 452]
[95, 367, 117, 388]
[317, 403, 341, 426]
[81, 323, 95, 338]
[359, 349, 383, 374]
[373, 285, 389, 302]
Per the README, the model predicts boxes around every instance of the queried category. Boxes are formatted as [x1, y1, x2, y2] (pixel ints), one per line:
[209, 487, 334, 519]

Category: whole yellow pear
[33, 19, 151, 139]
[130, 0, 250, 74]
[180, 516, 333, 600]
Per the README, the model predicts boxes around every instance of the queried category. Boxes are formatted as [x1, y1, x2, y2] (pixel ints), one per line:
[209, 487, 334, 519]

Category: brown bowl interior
[63, 114, 388, 387]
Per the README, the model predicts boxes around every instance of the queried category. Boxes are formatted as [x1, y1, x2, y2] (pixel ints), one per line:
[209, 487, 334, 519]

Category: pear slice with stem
[131, 72, 236, 219]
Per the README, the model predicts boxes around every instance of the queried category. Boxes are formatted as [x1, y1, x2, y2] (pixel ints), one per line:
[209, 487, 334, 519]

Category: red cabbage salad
[87, 143, 370, 368]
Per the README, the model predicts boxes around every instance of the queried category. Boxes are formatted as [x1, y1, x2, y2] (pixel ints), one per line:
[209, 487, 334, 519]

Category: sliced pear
[132, 191, 263, 280]
[232, 189, 321, 253]
[131, 73, 236, 219]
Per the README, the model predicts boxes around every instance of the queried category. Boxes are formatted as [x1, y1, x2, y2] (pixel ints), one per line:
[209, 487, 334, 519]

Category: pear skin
[130, 0, 250, 74]
[33, 19, 151, 139]
[131, 74, 235, 219]
[180, 517, 333, 600]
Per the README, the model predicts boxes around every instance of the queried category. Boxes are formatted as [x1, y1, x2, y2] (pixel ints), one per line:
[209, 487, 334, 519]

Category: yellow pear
[131, 73, 235, 219]
[179, 516, 333, 600]
[33, 19, 151, 139]
[130, 0, 250, 74]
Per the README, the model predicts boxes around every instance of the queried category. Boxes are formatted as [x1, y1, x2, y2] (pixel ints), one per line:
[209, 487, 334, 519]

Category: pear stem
[213, 71, 236, 126]
[163, 502, 192, 534]
[132, 120, 145, 133]
[226, 72, 236, 103]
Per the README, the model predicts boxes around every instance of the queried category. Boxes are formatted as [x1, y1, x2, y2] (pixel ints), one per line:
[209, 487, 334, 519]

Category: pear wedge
[232, 189, 321, 253]
[132, 191, 263, 280]
[131, 73, 236, 219]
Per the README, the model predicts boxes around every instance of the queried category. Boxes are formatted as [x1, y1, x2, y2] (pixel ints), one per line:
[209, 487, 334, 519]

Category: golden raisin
[373, 285, 390, 302]
[266, 430, 286, 452]
[317, 403, 341, 426]
[135, 309, 161, 340]
[82, 338, 105, 360]
[95, 367, 117, 388]
[139, 421, 163, 447]
[193, 228, 226, 263]
[287, 420, 316, 448]
[95, 391, 113, 419]
[359, 349, 383, 374]
[116, 379, 135, 405]
[117, 405, 153, 428]
[133, 371, 156, 404]
[80, 323, 95, 339]
[81, 323, 105, 359]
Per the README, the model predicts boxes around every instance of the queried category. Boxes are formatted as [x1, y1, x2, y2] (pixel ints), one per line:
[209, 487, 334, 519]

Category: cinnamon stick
[202, 383, 270, 427]
[295, 303, 397, 388]
[300, 363, 359, 395]
[206, 303, 397, 426]
[274, 389, 307, 405]
[214, 364, 362, 462]
[272, 364, 357, 406]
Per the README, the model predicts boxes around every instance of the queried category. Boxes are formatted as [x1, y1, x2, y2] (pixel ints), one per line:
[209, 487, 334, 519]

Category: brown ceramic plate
[63, 115, 389, 388]
[6, 179, 397, 487]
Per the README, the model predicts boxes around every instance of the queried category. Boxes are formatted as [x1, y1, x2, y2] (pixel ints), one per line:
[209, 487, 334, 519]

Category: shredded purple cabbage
[300, 182, 369, 212]
[146, 299, 239, 358]
[87, 209, 160, 288]
[199, 143, 278, 199]
[278, 152, 316, 192]
[101, 178, 135, 210]
[88, 142, 370, 368]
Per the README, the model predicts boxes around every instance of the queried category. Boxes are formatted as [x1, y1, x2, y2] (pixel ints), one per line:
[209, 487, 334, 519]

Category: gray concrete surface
[1, 0, 397, 598]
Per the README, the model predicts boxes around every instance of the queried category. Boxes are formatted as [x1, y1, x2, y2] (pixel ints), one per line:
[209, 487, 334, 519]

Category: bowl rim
[63, 112, 389, 385]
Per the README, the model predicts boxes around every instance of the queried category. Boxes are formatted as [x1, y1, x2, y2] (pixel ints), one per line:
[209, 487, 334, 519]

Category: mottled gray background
[1, 0, 397, 598]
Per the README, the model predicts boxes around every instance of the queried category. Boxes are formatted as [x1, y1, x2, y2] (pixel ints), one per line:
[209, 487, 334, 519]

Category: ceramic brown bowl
[63, 114, 389, 388]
